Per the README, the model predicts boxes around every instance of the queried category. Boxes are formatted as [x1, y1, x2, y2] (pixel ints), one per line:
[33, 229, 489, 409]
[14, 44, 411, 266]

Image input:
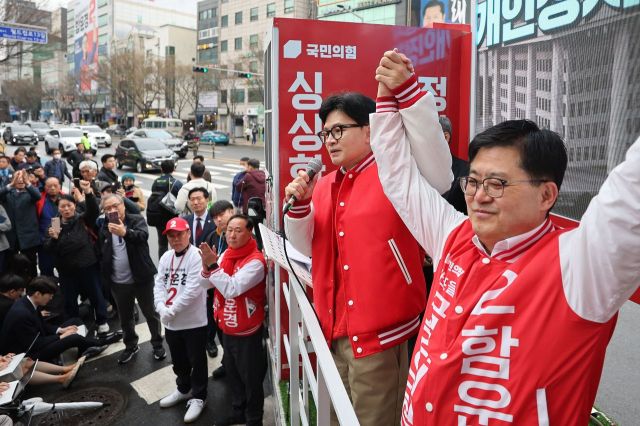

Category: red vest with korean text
[402, 220, 616, 426]
[213, 245, 266, 337]
[311, 157, 427, 358]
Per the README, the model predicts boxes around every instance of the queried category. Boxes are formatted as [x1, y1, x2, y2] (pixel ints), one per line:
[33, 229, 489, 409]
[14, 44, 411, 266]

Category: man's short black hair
[240, 157, 250, 162]
[26, 151, 38, 158]
[26, 276, 57, 296]
[101, 154, 114, 164]
[160, 159, 175, 174]
[190, 162, 206, 178]
[248, 159, 260, 169]
[319, 92, 375, 126]
[0, 273, 26, 293]
[439, 115, 452, 135]
[210, 200, 234, 217]
[188, 186, 209, 200]
[14, 147, 26, 155]
[56, 194, 77, 205]
[193, 155, 205, 162]
[468, 119, 568, 190]
[424, 0, 445, 16]
[228, 213, 254, 231]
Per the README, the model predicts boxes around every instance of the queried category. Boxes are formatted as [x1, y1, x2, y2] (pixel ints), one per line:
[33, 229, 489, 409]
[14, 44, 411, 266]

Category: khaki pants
[330, 338, 408, 426]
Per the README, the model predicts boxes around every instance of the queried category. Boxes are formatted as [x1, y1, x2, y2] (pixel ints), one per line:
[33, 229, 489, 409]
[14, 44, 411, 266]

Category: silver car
[44, 128, 98, 155]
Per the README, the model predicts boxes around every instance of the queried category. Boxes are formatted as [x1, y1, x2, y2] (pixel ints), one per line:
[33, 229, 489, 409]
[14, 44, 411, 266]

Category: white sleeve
[283, 203, 315, 258]
[207, 259, 265, 299]
[399, 93, 454, 194]
[560, 136, 640, 323]
[175, 185, 188, 213]
[166, 253, 205, 316]
[153, 255, 168, 310]
[370, 104, 466, 264]
[208, 182, 217, 203]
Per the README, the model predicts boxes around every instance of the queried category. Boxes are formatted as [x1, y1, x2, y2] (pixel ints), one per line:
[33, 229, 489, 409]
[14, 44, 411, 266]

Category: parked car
[115, 138, 177, 173]
[199, 130, 230, 146]
[44, 128, 98, 155]
[2, 124, 38, 146]
[106, 124, 126, 136]
[130, 129, 188, 158]
[25, 121, 51, 141]
[76, 124, 112, 147]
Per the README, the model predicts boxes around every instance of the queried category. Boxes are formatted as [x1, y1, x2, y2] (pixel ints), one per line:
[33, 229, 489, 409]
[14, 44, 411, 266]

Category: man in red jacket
[199, 214, 266, 426]
[283, 91, 453, 425]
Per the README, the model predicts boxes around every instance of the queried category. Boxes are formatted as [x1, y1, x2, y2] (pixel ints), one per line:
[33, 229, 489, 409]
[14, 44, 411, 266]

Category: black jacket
[43, 193, 100, 271]
[67, 151, 84, 178]
[184, 212, 216, 246]
[443, 156, 469, 215]
[0, 185, 41, 250]
[97, 167, 118, 184]
[98, 213, 157, 284]
[0, 296, 58, 356]
[0, 294, 14, 328]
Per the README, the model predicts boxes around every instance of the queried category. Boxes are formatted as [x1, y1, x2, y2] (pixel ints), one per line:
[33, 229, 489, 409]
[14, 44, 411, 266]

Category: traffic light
[193, 66, 209, 73]
[238, 72, 253, 79]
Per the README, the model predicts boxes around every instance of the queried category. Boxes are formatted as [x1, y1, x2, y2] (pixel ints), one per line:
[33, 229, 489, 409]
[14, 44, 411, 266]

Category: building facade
[316, 0, 408, 25]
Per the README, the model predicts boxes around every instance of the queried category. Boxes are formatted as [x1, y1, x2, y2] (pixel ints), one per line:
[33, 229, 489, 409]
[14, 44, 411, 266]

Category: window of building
[98, 14, 108, 27]
[98, 34, 108, 45]
[235, 11, 242, 25]
[584, 124, 590, 138]
[267, 3, 276, 17]
[250, 7, 259, 21]
[221, 15, 228, 27]
[98, 0, 108, 7]
[569, 147, 575, 161]
[576, 147, 582, 161]
[231, 88, 245, 103]
[600, 145, 606, 160]
[249, 60, 258, 73]
[234, 37, 242, 50]
[250, 34, 259, 49]
[601, 122, 607, 137]
[198, 47, 217, 63]
[284, 0, 294, 13]
[220, 90, 227, 104]
[249, 88, 262, 103]
[569, 126, 575, 139]
[221, 40, 228, 52]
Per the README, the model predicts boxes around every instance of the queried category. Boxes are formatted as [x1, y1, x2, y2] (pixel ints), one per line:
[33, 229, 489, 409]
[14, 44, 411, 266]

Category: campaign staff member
[283, 90, 452, 425]
[371, 50, 640, 425]
[154, 217, 208, 423]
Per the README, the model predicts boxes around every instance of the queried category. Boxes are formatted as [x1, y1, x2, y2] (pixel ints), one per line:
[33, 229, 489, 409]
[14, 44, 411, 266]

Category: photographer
[43, 180, 109, 334]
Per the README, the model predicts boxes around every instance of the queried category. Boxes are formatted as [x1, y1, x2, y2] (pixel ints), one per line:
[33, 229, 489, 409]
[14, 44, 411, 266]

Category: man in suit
[184, 187, 216, 246]
[0, 277, 107, 361]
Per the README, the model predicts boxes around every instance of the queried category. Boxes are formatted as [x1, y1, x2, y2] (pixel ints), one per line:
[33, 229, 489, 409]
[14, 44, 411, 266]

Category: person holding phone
[43, 179, 110, 334]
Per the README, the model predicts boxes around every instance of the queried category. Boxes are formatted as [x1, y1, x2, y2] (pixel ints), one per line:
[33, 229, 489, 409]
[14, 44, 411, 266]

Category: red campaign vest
[213, 250, 266, 336]
[402, 220, 616, 426]
[311, 157, 426, 358]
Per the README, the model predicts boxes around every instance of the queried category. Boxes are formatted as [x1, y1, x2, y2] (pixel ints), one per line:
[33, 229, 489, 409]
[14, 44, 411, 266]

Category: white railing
[260, 225, 359, 426]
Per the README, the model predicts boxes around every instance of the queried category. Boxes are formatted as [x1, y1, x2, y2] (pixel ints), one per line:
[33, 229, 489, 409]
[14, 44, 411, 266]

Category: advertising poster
[72, 0, 98, 93]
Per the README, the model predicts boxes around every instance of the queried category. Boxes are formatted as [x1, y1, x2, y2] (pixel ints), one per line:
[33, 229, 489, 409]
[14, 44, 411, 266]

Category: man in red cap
[154, 217, 209, 423]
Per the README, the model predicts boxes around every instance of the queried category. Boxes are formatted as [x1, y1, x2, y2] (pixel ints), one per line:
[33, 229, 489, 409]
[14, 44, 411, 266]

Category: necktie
[195, 217, 203, 243]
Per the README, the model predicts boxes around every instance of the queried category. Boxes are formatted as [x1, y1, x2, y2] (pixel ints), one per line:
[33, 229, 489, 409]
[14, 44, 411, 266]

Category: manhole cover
[31, 386, 126, 426]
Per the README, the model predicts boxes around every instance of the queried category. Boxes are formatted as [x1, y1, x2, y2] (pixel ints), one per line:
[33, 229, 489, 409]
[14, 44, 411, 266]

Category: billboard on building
[72, 0, 99, 93]
[417, 0, 472, 27]
[475, 1, 640, 221]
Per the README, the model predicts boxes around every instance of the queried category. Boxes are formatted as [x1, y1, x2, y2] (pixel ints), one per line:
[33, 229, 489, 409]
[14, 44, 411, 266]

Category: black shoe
[212, 365, 226, 380]
[97, 330, 123, 345]
[118, 345, 139, 364]
[206, 342, 218, 358]
[81, 344, 108, 359]
[153, 347, 167, 361]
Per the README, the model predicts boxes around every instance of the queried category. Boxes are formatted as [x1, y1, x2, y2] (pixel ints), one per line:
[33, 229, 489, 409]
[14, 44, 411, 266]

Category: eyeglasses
[459, 176, 550, 198]
[316, 124, 365, 143]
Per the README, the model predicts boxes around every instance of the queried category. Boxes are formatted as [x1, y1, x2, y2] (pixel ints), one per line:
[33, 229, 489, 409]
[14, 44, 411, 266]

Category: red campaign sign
[275, 17, 472, 193]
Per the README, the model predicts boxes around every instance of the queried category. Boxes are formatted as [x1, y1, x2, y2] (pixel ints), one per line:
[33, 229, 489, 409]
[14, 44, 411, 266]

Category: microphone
[283, 158, 323, 214]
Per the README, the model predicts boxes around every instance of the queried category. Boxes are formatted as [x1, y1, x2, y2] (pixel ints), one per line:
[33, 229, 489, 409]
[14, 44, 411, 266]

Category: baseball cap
[163, 217, 190, 235]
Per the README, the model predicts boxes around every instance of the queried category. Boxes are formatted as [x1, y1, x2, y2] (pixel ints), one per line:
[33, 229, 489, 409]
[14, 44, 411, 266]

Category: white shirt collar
[471, 217, 555, 262]
[26, 295, 38, 310]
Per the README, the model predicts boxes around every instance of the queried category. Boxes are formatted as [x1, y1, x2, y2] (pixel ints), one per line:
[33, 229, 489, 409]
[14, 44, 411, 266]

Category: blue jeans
[59, 264, 108, 325]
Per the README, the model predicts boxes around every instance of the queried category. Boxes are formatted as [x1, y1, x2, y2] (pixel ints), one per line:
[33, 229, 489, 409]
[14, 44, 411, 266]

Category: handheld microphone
[283, 158, 323, 214]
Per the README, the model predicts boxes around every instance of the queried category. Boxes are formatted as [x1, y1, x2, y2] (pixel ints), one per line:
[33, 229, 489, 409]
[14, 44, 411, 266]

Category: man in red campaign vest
[199, 214, 267, 426]
[283, 86, 453, 423]
[372, 50, 640, 425]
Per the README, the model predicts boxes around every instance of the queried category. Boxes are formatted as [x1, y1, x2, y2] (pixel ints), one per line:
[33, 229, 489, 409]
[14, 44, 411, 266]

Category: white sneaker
[184, 398, 205, 423]
[97, 323, 110, 334]
[159, 389, 192, 408]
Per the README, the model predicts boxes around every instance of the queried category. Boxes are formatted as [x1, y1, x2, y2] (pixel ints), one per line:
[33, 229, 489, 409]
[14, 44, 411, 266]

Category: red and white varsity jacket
[371, 77, 640, 424]
[284, 83, 454, 358]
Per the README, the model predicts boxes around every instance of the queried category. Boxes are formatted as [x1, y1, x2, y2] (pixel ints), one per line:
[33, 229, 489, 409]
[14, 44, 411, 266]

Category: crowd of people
[0, 134, 268, 424]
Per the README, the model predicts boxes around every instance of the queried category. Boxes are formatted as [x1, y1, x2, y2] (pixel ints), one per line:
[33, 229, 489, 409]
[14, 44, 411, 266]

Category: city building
[316, 0, 409, 25]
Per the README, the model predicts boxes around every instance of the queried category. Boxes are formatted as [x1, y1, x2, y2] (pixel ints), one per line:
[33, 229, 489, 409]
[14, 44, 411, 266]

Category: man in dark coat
[97, 154, 119, 184]
[236, 159, 266, 215]
[98, 193, 165, 365]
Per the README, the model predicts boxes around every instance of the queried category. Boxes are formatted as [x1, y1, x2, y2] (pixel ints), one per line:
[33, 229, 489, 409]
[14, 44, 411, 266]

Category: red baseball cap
[163, 217, 190, 235]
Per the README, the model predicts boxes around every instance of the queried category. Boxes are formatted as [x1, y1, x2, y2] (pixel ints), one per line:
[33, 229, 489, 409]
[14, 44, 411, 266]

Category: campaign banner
[275, 17, 472, 191]
[72, 0, 98, 93]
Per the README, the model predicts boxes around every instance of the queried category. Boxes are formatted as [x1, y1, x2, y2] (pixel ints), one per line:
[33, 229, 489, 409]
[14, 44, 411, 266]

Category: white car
[44, 128, 98, 155]
[77, 125, 112, 147]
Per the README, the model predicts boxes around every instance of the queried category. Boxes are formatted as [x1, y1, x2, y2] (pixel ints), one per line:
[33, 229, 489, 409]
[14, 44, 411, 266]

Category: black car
[115, 138, 178, 173]
[2, 124, 38, 146]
